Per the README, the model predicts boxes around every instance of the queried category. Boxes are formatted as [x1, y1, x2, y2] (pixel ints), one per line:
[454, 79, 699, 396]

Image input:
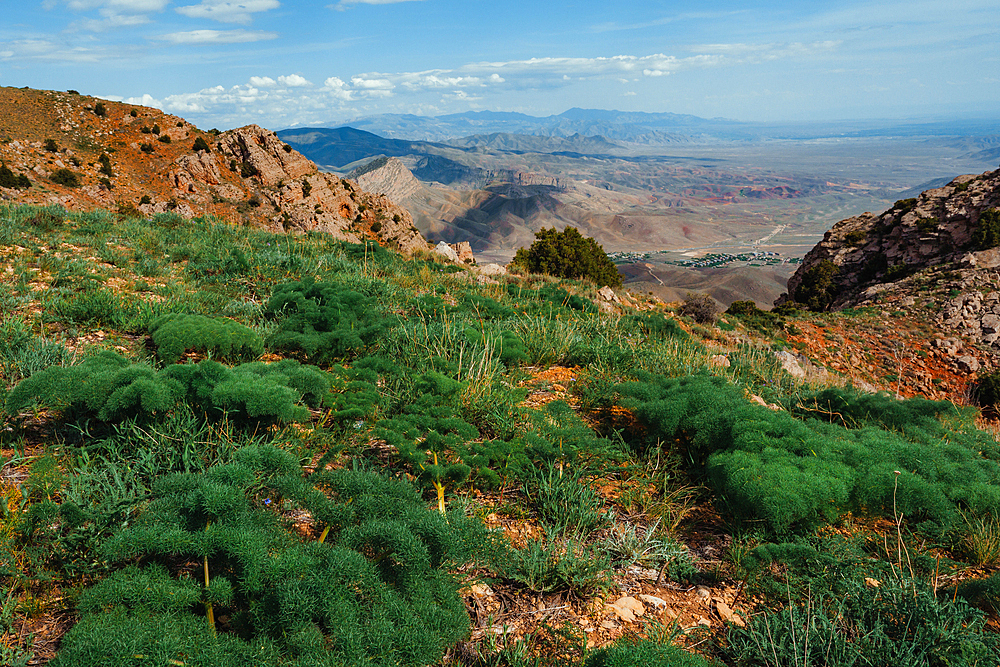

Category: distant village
[609, 249, 803, 268]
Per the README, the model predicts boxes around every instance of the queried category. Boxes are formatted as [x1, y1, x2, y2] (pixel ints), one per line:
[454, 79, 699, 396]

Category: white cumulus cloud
[117, 92, 165, 108]
[278, 74, 312, 87]
[323, 76, 354, 100]
[175, 0, 280, 25]
[46, 0, 169, 31]
[54, 0, 169, 11]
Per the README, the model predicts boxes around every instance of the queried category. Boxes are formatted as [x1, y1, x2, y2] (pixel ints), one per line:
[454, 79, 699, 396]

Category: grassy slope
[2, 203, 1000, 666]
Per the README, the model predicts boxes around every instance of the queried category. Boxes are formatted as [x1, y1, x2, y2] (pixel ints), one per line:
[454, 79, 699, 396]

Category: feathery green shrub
[615, 374, 1000, 534]
[162, 358, 328, 422]
[585, 634, 717, 667]
[149, 313, 263, 364]
[5, 351, 179, 422]
[4, 352, 326, 426]
[375, 370, 477, 500]
[54, 447, 476, 667]
[265, 280, 392, 365]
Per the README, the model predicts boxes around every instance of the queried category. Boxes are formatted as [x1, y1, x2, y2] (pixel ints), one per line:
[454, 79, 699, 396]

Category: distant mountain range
[275, 126, 645, 173]
[283, 108, 1000, 145]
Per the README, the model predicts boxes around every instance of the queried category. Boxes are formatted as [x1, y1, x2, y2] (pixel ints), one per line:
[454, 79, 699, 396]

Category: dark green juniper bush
[513, 226, 622, 287]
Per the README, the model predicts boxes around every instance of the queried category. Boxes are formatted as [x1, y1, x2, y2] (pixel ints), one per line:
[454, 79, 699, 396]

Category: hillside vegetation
[3, 201, 1000, 666]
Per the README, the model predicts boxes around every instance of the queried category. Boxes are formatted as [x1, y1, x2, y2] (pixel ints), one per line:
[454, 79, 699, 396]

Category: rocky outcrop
[216, 124, 313, 186]
[778, 166, 1000, 352]
[350, 156, 421, 203]
[942, 291, 1000, 351]
[780, 168, 1000, 309]
[431, 240, 477, 264]
[210, 126, 427, 252]
[0, 87, 429, 256]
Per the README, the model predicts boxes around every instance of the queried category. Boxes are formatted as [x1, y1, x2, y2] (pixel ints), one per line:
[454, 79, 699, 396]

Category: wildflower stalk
[419, 451, 447, 515]
[204, 522, 215, 635]
[431, 452, 447, 515]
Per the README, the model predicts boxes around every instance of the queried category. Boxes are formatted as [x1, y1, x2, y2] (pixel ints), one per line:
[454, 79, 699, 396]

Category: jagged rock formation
[0, 87, 428, 255]
[781, 168, 1000, 307]
[778, 166, 1000, 351]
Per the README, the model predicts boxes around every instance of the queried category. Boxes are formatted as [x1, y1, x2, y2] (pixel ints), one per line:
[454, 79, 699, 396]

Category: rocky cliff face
[779, 166, 1000, 351]
[0, 87, 428, 255]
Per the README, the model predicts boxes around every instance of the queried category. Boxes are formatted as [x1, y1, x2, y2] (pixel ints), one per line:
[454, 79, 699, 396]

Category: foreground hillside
[0, 86, 425, 254]
[3, 201, 1000, 666]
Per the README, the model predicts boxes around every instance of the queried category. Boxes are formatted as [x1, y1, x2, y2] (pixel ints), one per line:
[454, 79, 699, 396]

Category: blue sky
[1, 0, 998, 130]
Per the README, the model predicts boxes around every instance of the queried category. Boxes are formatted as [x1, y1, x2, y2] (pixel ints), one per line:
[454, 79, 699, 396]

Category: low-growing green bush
[974, 369, 1000, 415]
[149, 313, 263, 364]
[794, 259, 839, 311]
[52, 447, 478, 667]
[98, 153, 113, 177]
[192, 136, 211, 152]
[4, 351, 326, 426]
[0, 164, 31, 189]
[678, 292, 718, 324]
[724, 300, 784, 333]
[958, 572, 1000, 614]
[615, 374, 1000, 534]
[265, 280, 392, 365]
[50, 168, 80, 188]
[972, 208, 1000, 250]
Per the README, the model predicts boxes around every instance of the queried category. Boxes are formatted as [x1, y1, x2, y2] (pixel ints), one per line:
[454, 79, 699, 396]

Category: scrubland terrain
[3, 200, 1000, 666]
